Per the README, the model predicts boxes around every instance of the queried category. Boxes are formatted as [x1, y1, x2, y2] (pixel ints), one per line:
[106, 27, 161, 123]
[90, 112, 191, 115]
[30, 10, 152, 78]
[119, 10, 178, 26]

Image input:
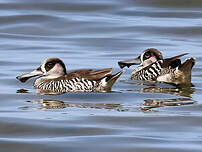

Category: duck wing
[64, 68, 113, 81]
[162, 53, 188, 68]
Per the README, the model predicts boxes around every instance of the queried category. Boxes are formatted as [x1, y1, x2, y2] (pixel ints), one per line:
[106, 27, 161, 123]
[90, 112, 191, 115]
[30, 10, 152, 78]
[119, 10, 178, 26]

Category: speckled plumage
[118, 48, 195, 86]
[131, 60, 164, 81]
[17, 58, 122, 94]
[34, 69, 115, 92]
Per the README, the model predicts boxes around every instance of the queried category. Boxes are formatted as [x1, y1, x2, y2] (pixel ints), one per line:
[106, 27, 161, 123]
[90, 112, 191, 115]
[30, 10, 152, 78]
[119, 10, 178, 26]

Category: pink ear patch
[152, 54, 156, 58]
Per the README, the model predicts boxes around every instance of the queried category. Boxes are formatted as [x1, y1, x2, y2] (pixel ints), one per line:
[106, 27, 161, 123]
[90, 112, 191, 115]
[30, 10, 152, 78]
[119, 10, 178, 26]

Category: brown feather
[179, 58, 195, 73]
[54, 68, 113, 81]
[162, 53, 188, 68]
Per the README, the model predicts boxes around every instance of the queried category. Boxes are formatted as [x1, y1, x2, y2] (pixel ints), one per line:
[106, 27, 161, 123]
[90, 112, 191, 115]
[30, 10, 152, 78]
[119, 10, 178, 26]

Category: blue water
[0, 0, 202, 151]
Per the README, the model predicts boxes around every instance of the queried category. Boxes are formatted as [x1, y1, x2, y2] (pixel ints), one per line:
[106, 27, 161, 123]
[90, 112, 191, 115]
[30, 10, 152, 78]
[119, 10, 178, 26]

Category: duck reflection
[140, 86, 195, 97]
[17, 88, 70, 95]
[125, 79, 195, 97]
[124, 79, 196, 111]
[16, 88, 29, 93]
[36, 100, 66, 109]
[140, 98, 196, 112]
[23, 99, 123, 111]
[35, 89, 66, 95]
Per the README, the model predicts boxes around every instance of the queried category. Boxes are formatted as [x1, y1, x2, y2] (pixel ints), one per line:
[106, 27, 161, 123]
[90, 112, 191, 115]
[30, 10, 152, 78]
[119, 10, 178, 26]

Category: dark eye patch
[44, 59, 67, 74]
[143, 52, 151, 60]
[45, 61, 56, 72]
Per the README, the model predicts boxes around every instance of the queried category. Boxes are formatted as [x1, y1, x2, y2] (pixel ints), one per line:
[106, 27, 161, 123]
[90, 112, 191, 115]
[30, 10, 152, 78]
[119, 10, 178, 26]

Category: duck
[118, 48, 195, 86]
[17, 57, 123, 93]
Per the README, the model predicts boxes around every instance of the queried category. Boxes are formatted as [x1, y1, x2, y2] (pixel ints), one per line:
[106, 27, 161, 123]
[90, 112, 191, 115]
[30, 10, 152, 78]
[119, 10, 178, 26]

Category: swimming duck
[17, 58, 122, 93]
[118, 48, 195, 86]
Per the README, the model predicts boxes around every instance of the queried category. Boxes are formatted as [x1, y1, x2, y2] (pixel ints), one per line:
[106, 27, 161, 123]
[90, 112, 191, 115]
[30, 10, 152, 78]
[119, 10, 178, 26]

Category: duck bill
[16, 68, 43, 83]
[118, 56, 141, 68]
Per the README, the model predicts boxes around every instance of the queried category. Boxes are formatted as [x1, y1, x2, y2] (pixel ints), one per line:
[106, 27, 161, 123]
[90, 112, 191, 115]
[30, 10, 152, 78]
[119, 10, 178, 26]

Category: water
[1, 0, 202, 151]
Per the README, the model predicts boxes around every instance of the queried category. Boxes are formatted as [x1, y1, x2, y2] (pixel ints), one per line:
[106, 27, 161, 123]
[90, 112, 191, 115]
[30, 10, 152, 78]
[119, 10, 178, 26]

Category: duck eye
[45, 62, 55, 71]
[144, 52, 151, 58]
[47, 62, 54, 68]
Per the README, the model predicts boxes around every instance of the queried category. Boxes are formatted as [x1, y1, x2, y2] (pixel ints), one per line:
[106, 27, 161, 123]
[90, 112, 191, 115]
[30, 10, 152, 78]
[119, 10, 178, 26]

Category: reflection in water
[140, 86, 195, 97]
[18, 80, 197, 112]
[17, 80, 197, 112]
[16, 88, 29, 93]
[35, 89, 66, 95]
[37, 100, 66, 109]
[124, 79, 195, 97]
[21, 99, 123, 111]
[122, 79, 196, 112]
[140, 98, 196, 112]
[20, 97, 196, 113]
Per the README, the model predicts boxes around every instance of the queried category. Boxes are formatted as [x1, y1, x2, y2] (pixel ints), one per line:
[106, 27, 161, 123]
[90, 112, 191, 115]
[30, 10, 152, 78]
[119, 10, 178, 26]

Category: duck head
[118, 48, 163, 68]
[17, 58, 67, 82]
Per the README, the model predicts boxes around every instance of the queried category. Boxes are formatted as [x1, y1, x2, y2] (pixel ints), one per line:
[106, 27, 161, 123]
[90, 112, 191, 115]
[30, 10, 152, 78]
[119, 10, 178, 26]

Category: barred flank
[35, 77, 98, 92]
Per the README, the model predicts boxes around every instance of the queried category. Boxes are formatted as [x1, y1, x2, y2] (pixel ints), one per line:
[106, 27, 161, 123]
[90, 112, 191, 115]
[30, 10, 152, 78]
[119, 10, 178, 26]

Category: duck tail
[101, 71, 123, 91]
[179, 57, 195, 74]
[175, 57, 195, 86]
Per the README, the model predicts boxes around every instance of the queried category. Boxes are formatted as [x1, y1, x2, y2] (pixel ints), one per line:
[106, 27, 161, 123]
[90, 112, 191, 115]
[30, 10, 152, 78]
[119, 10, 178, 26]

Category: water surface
[1, 0, 202, 152]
